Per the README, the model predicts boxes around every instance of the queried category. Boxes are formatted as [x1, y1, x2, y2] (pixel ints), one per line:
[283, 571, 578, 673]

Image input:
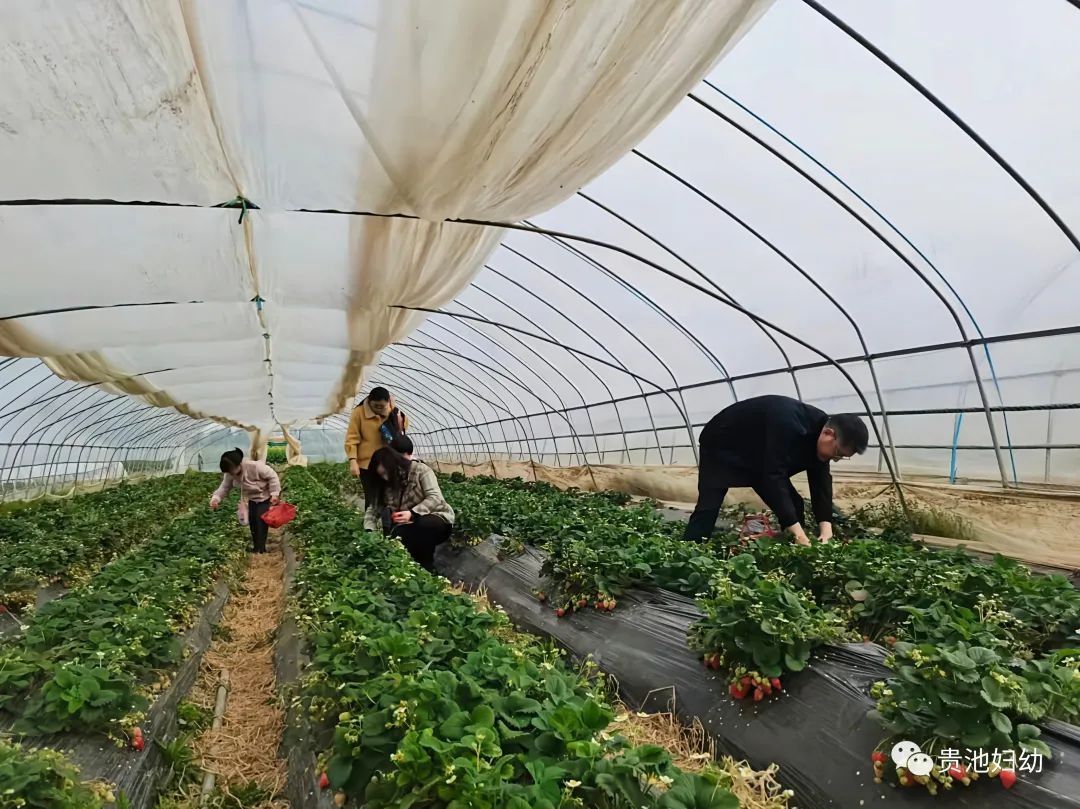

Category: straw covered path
[189, 536, 289, 808]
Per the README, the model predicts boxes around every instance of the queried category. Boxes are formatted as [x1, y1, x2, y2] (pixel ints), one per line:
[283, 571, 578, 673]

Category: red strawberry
[556, 608, 566, 618]
[999, 770, 1017, 790]
[131, 726, 144, 752]
[319, 772, 330, 790]
[0, 605, 7, 613]
[729, 684, 750, 700]
[752, 688, 764, 702]
[771, 678, 782, 691]
[871, 751, 887, 764]
[740, 676, 752, 688]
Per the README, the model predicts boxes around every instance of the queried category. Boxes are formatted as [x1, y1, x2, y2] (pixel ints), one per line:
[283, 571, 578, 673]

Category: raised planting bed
[436, 474, 1080, 800]
[0, 471, 216, 616]
[0, 738, 114, 808]
[278, 465, 783, 809]
[0, 503, 246, 807]
[276, 536, 334, 809]
[436, 537, 1080, 808]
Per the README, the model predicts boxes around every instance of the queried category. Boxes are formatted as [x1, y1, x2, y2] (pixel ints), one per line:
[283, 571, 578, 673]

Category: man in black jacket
[683, 395, 869, 545]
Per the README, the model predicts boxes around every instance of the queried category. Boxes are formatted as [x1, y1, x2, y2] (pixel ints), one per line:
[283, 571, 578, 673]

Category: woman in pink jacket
[209, 448, 281, 553]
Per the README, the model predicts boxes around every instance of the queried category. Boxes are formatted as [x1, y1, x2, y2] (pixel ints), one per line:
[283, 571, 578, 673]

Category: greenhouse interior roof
[3, 0, 1080, 497]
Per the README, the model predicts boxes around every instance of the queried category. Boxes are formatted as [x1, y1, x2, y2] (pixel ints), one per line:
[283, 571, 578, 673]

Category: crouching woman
[364, 447, 454, 571]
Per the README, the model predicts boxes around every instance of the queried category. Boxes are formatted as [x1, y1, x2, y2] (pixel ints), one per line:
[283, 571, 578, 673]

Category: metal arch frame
[0, 361, 186, 491]
[434, 300, 594, 469]
[800, 0, 1080, 255]
[395, 388, 482, 469]
[382, 345, 531, 462]
[369, 370, 493, 465]
[396, 335, 589, 468]
[2, 380, 141, 492]
[183, 424, 252, 469]
[140, 414, 219, 460]
[684, 92, 1009, 486]
[385, 341, 541, 463]
[71, 394, 181, 475]
[0, 375, 87, 474]
[478, 264, 633, 464]
[494, 246, 665, 462]
[626, 148, 901, 477]
[405, 321, 570, 465]
[4, 384, 125, 486]
[534, 228, 735, 394]
[107, 415, 197, 477]
[445, 217, 909, 513]
[503, 238, 700, 464]
[376, 357, 525, 459]
[404, 306, 716, 453]
[576, 190, 804, 402]
[434, 325, 1080, 434]
[375, 363, 503, 462]
[524, 228, 707, 464]
[145, 420, 224, 474]
[57, 396, 152, 484]
[412, 306, 665, 473]
[5, 0, 1076, 489]
[375, 387, 472, 466]
[699, 78, 1020, 479]
[387, 344, 539, 466]
[395, 328, 549, 462]
[151, 419, 232, 471]
[14, 394, 144, 491]
[450, 293, 605, 465]
[464, 283, 611, 461]
[182, 423, 241, 464]
[0, 358, 55, 401]
[401, 304, 710, 470]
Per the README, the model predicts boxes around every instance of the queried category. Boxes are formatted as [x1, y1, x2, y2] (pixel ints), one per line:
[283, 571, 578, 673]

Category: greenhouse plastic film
[435, 539, 1080, 809]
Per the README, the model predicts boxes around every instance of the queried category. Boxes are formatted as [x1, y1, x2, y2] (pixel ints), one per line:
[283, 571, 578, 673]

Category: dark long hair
[219, 447, 244, 474]
[369, 446, 411, 507]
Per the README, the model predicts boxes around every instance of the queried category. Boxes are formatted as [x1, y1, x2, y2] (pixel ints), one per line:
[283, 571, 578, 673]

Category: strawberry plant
[0, 738, 109, 808]
[0, 504, 244, 733]
[434, 472, 1080, 794]
[690, 554, 847, 680]
[284, 466, 748, 809]
[0, 471, 215, 611]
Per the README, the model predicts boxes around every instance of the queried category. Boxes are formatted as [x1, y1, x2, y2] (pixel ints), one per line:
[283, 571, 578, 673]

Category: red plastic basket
[261, 501, 297, 528]
[739, 513, 777, 540]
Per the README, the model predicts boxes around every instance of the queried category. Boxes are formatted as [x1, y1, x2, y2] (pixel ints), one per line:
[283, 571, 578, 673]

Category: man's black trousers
[682, 449, 805, 541]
